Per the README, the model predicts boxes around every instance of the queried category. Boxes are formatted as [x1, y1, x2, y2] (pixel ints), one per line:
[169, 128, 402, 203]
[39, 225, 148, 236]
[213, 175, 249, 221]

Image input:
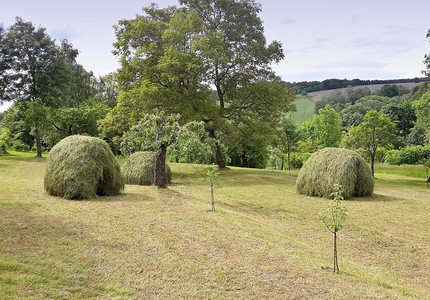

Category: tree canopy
[101, 0, 295, 167]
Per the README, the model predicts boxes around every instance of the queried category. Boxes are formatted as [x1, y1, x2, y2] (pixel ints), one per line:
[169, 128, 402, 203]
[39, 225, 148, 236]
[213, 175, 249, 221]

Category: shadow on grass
[348, 193, 404, 202]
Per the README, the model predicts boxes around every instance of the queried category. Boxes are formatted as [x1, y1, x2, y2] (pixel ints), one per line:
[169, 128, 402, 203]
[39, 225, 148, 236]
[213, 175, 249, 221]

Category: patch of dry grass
[1, 153, 429, 299]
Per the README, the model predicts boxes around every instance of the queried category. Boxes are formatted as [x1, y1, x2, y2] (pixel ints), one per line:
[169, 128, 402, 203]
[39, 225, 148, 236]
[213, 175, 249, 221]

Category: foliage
[44, 135, 124, 199]
[380, 99, 416, 147]
[1, 18, 104, 155]
[342, 110, 396, 176]
[386, 145, 430, 186]
[288, 152, 312, 169]
[120, 114, 217, 164]
[120, 114, 181, 156]
[319, 184, 348, 273]
[169, 121, 216, 164]
[296, 148, 374, 199]
[423, 29, 430, 76]
[406, 124, 427, 146]
[0, 127, 11, 153]
[103, 1, 295, 167]
[378, 84, 401, 98]
[413, 87, 430, 131]
[302, 105, 342, 149]
[121, 151, 172, 186]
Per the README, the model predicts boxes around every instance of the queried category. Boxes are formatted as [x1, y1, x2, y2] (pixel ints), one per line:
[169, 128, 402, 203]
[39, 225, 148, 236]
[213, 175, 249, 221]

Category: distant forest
[283, 77, 430, 94]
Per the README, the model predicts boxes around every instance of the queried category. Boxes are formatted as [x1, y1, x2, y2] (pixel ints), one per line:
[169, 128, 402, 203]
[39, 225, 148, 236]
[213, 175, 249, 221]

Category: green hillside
[292, 96, 315, 123]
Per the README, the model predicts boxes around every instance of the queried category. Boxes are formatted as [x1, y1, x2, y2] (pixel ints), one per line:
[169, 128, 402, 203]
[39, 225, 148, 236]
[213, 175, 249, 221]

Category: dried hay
[44, 135, 124, 199]
[296, 148, 373, 199]
[121, 151, 172, 186]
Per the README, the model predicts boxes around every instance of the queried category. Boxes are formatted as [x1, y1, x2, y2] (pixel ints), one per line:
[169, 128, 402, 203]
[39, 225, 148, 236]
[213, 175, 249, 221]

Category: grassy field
[1, 151, 430, 299]
[292, 96, 315, 123]
[307, 82, 426, 102]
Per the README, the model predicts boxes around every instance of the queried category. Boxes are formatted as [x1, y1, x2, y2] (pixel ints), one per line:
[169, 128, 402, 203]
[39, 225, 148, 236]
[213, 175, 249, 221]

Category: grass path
[1, 153, 429, 299]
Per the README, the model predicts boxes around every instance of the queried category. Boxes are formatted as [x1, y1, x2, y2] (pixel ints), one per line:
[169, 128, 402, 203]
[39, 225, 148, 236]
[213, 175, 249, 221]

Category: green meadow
[291, 96, 316, 123]
[1, 151, 429, 299]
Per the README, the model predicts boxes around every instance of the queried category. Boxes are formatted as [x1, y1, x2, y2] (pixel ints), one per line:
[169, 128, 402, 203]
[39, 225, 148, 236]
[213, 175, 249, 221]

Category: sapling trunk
[334, 231, 339, 273]
[210, 182, 215, 212]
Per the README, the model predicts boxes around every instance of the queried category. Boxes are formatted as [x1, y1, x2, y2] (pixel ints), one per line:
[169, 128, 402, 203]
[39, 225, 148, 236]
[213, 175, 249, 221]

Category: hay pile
[122, 151, 172, 186]
[44, 135, 124, 199]
[296, 148, 373, 199]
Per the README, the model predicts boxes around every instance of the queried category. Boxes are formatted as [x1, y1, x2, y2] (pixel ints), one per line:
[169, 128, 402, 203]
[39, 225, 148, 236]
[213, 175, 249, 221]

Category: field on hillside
[1, 152, 430, 299]
[308, 82, 426, 102]
[292, 96, 315, 123]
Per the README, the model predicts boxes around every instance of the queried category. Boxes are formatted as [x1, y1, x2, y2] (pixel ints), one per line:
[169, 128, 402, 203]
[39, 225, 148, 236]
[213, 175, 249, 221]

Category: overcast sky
[1, 0, 429, 96]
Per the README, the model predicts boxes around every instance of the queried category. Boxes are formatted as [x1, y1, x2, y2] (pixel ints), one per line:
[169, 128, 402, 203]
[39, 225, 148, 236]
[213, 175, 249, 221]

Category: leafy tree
[378, 84, 400, 98]
[343, 110, 395, 176]
[305, 104, 342, 149]
[339, 95, 390, 129]
[319, 184, 348, 274]
[121, 113, 217, 187]
[406, 125, 427, 146]
[1, 18, 76, 156]
[413, 87, 430, 129]
[102, 1, 295, 168]
[387, 145, 430, 187]
[423, 29, 430, 77]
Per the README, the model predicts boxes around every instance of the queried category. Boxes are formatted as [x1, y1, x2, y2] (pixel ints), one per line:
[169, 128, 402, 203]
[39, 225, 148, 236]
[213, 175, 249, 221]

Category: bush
[288, 152, 312, 169]
[122, 151, 172, 185]
[44, 135, 124, 199]
[296, 148, 373, 199]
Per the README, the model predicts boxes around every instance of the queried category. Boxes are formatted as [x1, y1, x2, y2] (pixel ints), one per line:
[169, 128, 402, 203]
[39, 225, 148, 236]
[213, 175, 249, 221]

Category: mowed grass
[1, 153, 430, 299]
[292, 96, 315, 123]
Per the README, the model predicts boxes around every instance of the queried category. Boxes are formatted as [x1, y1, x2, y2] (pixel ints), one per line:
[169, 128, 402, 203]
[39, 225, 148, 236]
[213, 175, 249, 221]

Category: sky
[1, 0, 430, 111]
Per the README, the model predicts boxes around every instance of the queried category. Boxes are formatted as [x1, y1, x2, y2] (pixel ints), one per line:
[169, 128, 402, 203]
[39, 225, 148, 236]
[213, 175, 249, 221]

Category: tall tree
[102, 1, 295, 167]
[343, 110, 395, 176]
[2, 18, 71, 156]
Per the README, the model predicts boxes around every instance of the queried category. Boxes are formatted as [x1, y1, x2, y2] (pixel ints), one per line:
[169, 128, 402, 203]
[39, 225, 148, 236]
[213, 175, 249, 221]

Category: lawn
[0, 152, 429, 299]
[291, 96, 315, 123]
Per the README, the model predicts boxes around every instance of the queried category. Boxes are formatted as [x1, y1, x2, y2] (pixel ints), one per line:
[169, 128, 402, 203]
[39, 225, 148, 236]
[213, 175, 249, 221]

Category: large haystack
[44, 135, 124, 199]
[296, 148, 373, 199]
[122, 151, 172, 186]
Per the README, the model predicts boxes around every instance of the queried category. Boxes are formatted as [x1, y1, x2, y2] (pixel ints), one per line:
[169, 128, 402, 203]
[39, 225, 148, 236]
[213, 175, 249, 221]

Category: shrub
[44, 135, 124, 199]
[121, 151, 172, 186]
[288, 152, 312, 169]
[296, 148, 373, 199]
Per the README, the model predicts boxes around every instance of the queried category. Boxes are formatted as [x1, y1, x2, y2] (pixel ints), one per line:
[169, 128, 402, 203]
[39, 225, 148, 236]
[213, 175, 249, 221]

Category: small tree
[343, 110, 395, 177]
[319, 184, 348, 273]
[207, 165, 220, 212]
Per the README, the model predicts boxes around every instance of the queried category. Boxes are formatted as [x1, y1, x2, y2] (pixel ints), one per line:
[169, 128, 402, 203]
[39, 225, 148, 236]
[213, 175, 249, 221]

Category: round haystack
[44, 135, 124, 200]
[296, 148, 373, 199]
[121, 151, 172, 186]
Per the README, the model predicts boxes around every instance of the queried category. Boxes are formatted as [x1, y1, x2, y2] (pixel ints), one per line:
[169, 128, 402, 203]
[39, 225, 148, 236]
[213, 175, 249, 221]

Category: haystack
[296, 148, 373, 199]
[44, 135, 124, 199]
[121, 151, 172, 186]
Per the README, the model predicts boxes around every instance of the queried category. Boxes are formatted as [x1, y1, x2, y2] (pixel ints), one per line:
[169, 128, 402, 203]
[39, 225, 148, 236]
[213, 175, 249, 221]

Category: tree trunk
[35, 125, 42, 158]
[370, 154, 375, 177]
[208, 129, 226, 168]
[154, 116, 167, 188]
[426, 167, 429, 189]
[287, 142, 291, 171]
